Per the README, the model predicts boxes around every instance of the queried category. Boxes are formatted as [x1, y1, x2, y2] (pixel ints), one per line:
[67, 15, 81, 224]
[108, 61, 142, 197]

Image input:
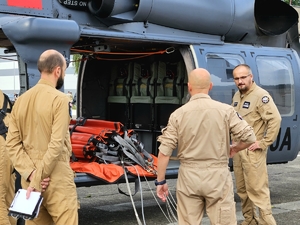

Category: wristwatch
[154, 179, 166, 186]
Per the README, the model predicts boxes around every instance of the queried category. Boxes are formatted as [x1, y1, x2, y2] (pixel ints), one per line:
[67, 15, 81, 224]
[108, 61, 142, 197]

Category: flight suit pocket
[249, 148, 264, 165]
[238, 107, 252, 118]
[219, 203, 236, 225]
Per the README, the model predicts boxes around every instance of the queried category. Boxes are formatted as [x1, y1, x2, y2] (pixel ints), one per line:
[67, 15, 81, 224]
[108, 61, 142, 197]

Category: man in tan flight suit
[156, 68, 256, 225]
[6, 49, 78, 225]
[232, 64, 281, 225]
[0, 90, 16, 225]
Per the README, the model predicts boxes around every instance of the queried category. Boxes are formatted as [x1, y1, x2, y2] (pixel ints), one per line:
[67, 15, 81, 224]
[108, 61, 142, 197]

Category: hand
[26, 186, 35, 199]
[156, 183, 169, 202]
[28, 170, 36, 182]
[230, 144, 237, 158]
[248, 141, 261, 151]
[41, 177, 50, 192]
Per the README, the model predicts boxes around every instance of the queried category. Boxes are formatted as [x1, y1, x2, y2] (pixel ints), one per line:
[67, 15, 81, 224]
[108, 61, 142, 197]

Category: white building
[0, 48, 78, 95]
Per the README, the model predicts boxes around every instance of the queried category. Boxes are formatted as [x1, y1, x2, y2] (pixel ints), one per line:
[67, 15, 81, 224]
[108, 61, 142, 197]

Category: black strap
[146, 77, 151, 97]
[137, 78, 142, 96]
[0, 93, 8, 119]
[122, 78, 127, 96]
[0, 93, 12, 139]
[113, 78, 118, 96]
[173, 78, 177, 97]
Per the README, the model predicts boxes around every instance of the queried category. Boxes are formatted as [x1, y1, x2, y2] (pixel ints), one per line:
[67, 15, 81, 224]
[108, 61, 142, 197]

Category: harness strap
[115, 137, 145, 168]
[125, 133, 154, 164]
[117, 171, 140, 197]
[113, 133, 146, 168]
[124, 132, 155, 174]
[0, 93, 11, 139]
[3, 94, 12, 113]
[119, 155, 143, 225]
[95, 153, 120, 164]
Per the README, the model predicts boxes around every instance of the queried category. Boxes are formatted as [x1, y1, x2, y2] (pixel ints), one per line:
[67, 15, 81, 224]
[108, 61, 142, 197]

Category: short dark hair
[233, 64, 251, 71]
[233, 64, 252, 74]
[37, 52, 64, 73]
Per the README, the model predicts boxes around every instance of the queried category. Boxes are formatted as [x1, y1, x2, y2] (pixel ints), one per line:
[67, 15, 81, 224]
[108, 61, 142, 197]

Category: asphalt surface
[77, 154, 300, 225]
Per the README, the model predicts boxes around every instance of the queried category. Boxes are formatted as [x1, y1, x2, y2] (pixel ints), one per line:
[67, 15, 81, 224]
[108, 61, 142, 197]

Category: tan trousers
[0, 135, 17, 225]
[22, 161, 78, 225]
[177, 162, 237, 225]
[233, 149, 276, 225]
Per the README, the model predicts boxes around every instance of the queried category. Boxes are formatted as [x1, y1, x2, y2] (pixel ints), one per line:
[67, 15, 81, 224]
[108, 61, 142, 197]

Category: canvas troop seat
[152, 61, 187, 156]
[176, 60, 189, 104]
[130, 62, 161, 130]
[107, 62, 133, 127]
[177, 60, 188, 104]
[154, 62, 180, 130]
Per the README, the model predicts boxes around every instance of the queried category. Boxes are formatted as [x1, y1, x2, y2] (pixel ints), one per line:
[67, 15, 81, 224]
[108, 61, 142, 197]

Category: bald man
[156, 68, 256, 225]
[6, 50, 78, 225]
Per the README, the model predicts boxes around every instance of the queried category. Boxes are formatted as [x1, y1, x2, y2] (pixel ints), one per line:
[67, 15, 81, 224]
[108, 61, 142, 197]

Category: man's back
[6, 49, 78, 225]
[175, 94, 231, 161]
[156, 68, 255, 225]
[11, 79, 71, 159]
[161, 93, 252, 162]
[8, 78, 72, 184]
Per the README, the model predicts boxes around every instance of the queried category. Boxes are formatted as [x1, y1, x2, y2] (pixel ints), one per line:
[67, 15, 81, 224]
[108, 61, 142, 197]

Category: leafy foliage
[283, 0, 300, 6]
[71, 54, 82, 75]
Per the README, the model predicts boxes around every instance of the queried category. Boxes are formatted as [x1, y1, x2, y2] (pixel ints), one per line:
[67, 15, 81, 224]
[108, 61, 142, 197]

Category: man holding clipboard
[8, 189, 43, 220]
[6, 50, 78, 225]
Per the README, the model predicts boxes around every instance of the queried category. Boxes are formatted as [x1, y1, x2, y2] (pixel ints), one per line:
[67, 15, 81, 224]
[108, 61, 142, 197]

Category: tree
[72, 54, 81, 74]
[283, 0, 300, 6]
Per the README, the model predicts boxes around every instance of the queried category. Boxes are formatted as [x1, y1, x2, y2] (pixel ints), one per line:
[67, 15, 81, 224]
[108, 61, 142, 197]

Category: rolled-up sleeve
[229, 108, 256, 144]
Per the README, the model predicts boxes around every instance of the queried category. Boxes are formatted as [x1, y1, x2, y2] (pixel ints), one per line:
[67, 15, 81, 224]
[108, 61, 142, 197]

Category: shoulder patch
[262, 96, 269, 104]
[236, 112, 243, 120]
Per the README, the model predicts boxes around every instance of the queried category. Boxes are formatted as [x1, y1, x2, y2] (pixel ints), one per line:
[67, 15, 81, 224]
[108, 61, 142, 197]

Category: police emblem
[262, 96, 269, 104]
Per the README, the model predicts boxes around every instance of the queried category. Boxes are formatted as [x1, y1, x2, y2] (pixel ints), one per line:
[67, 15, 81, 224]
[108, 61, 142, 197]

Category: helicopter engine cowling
[88, 0, 138, 18]
[87, 0, 298, 43]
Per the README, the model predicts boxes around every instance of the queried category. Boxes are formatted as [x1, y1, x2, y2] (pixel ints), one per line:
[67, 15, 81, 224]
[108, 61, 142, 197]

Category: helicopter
[0, 0, 299, 187]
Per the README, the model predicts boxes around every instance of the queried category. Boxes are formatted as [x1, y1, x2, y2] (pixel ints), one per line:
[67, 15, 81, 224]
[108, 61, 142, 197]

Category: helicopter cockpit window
[206, 53, 244, 104]
[256, 56, 294, 116]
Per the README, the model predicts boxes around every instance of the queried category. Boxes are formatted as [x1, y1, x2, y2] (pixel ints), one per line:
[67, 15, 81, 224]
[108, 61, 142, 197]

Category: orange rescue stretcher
[69, 117, 157, 184]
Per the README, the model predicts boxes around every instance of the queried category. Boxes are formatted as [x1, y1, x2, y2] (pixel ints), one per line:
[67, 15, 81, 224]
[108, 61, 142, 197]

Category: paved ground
[77, 154, 300, 225]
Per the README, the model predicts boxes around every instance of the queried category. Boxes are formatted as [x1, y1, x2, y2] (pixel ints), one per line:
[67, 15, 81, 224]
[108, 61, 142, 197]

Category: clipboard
[8, 189, 43, 220]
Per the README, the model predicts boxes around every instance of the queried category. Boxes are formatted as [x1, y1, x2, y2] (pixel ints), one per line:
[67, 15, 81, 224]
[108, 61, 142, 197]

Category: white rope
[122, 161, 143, 225]
[130, 164, 147, 225]
[144, 176, 178, 224]
[166, 194, 178, 223]
[167, 193, 177, 214]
